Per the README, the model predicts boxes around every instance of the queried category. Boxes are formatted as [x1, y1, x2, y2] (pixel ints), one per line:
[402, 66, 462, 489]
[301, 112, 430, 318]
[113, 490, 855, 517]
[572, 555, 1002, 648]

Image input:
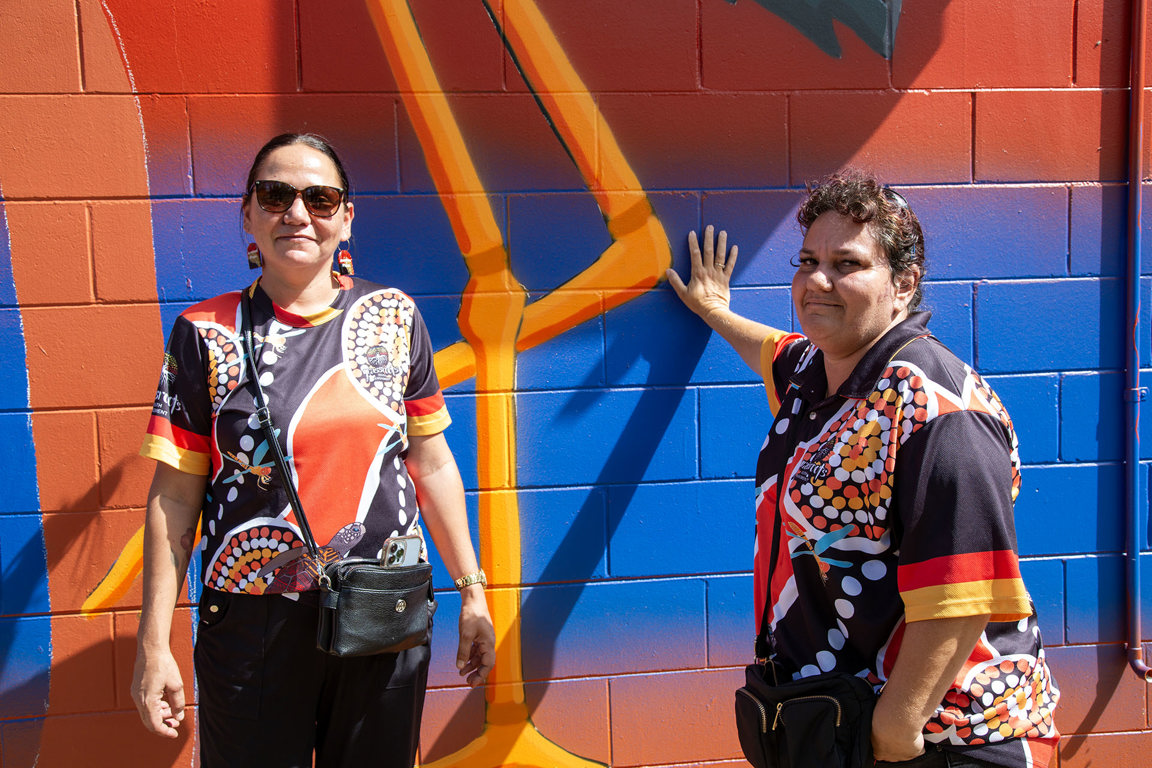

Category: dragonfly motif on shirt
[786, 519, 857, 579]
[223, 437, 284, 489]
[378, 420, 406, 454]
[255, 326, 306, 354]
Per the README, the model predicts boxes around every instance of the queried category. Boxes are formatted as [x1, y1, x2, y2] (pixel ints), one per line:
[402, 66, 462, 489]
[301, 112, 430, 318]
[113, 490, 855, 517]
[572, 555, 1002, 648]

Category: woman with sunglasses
[668, 170, 1058, 767]
[131, 133, 495, 767]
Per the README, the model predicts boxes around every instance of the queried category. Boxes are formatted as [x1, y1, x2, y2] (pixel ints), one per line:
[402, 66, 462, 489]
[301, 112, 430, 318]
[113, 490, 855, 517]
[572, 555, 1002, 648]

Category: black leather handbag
[315, 557, 436, 656]
[735, 659, 876, 768]
[241, 293, 435, 657]
[735, 507, 876, 768]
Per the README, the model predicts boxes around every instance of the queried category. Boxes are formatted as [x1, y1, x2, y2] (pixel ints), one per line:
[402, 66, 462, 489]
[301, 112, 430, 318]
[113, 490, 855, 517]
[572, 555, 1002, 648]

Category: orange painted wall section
[1, 1, 1151, 767]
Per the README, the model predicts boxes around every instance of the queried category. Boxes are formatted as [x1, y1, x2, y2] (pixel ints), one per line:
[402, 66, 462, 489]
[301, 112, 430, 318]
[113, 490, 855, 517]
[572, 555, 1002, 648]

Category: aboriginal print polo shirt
[753, 312, 1058, 768]
[141, 277, 450, 595]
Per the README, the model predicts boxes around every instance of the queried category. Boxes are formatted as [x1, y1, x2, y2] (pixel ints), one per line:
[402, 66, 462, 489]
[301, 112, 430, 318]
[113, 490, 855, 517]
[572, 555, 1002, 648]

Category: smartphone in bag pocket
[381, 534, 422, 567]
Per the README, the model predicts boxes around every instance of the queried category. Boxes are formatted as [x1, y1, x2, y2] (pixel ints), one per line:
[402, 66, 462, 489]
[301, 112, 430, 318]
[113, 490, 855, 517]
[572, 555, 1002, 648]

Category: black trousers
[195, 588, 431, 768]
[877, 744, 1004, 767]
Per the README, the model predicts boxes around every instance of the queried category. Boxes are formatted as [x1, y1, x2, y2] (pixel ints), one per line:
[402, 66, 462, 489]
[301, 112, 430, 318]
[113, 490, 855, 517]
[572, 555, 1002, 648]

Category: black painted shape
[725, 0, 902, 59]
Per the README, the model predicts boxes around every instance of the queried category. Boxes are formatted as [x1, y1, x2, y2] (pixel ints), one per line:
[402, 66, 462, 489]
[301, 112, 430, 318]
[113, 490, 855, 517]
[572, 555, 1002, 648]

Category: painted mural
[726, 0, 903, 57]
[0, 1, 1148, 767]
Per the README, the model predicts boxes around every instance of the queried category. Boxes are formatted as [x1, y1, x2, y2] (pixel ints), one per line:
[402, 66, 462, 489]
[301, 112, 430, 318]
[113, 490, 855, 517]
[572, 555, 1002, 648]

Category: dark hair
[796, 169, 926, 309]
[242, 133, 352, 203]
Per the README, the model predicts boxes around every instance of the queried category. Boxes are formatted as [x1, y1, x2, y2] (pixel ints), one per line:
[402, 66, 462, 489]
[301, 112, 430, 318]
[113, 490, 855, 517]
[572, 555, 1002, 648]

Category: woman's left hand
[456, 584, 496, 686]
[404, 432, 496, 684]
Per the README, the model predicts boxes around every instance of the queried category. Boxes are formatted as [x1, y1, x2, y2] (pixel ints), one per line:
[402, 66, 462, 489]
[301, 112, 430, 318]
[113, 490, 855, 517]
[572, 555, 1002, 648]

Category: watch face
[457, 572, 485, 588]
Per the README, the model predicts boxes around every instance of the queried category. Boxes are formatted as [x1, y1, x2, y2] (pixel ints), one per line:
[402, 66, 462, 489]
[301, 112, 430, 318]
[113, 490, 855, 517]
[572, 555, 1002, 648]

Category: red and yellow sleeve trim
[141, 415, 212, 474]
[899, 550, 1032, 622]
[141, 434, 211, 475]
[406, 391, 451, 436]
[760, 330, 804, 416]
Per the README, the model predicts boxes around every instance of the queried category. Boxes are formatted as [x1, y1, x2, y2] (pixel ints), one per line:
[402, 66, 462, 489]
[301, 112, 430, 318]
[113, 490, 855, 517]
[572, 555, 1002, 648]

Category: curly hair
[796, 169, 926, 309]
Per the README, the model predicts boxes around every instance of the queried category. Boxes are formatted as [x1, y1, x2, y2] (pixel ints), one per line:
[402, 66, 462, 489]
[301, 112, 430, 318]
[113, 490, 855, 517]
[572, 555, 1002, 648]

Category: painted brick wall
[1, 1, 1150, 766]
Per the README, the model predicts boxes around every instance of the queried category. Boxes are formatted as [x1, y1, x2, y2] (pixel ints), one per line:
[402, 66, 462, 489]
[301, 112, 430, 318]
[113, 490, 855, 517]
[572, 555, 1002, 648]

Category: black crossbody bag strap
[754, 503, 782, 662]
[239, 290, 322, 561]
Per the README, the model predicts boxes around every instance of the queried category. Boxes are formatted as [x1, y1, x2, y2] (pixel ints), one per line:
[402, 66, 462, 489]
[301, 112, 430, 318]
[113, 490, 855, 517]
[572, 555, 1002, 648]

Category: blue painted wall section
[0, 197, 49, 743]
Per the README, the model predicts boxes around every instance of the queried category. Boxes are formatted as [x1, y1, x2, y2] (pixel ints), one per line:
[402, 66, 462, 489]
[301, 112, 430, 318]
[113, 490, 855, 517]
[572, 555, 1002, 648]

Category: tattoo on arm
[170, 526, 196, 570]
[179, 527, 196, 560]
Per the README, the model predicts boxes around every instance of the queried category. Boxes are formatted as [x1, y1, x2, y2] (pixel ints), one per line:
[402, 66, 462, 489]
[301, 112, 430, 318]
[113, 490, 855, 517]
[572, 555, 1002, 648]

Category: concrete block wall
[1, 0, 1151, 766]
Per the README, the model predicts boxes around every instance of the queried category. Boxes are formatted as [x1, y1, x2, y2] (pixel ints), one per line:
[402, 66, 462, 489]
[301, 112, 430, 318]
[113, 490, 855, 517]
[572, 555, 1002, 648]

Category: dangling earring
[247, 243, 263, 269]
[336, 245, 354, 276]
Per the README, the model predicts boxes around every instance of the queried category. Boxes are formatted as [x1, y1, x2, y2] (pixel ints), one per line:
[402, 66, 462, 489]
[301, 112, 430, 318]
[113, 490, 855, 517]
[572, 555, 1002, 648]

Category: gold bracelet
[454, 569, 487, 590]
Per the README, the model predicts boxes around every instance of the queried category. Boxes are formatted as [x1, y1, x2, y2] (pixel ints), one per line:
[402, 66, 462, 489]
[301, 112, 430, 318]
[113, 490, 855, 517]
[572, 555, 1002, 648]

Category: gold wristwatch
[454, 569, 487, 590]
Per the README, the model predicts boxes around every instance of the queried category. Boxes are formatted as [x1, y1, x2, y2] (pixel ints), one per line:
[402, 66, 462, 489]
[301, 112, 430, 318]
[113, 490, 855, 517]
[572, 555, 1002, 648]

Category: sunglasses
[249, 180, 345, 217]
[882, 186, 922, 257]
[882, 186, 911, 210]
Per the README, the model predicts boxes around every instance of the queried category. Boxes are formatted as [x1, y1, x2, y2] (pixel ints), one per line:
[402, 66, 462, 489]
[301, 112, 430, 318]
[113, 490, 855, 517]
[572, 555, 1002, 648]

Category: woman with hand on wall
[667, 169, 1059, 767]
[130, 133, 495, 767]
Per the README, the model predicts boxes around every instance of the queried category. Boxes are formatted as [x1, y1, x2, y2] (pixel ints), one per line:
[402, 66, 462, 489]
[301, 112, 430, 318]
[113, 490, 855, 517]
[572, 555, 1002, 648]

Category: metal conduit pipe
[1126, 0, 1152, 682]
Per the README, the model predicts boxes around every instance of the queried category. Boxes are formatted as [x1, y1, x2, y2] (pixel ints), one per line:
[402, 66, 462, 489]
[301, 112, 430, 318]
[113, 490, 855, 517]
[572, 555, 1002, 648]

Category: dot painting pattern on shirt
[774, 358, 1023, 678]
[753, 313, 1055, 768]
[202, 327, 243, 406]
[787, 362, 1018, 548]
[346, 292, 413, 413]
[932, 652, 1058, 745]
[143, 279, 448, 596]
[787, 364, 925, 541]
[207, 521, 303, 592]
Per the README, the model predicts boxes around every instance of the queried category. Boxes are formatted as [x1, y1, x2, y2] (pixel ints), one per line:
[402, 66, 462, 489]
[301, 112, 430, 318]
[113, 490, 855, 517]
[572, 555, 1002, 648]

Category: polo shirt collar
[791, 311, 933, 402]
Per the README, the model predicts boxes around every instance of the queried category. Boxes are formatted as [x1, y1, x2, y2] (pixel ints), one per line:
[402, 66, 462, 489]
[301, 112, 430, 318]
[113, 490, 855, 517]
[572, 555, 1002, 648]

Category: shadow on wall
[3, 643, 194, 766]
[0, 535, 51, 722]
[514, 324, 713, 672]
[506, 0, 945, 697]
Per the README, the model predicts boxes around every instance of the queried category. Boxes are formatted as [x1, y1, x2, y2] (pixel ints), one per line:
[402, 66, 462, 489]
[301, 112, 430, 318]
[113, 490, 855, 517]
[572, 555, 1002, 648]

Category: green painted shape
[726, 0, 902, 59]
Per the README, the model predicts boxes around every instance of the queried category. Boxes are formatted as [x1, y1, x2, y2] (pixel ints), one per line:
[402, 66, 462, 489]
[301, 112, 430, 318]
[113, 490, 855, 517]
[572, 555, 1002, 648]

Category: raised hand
[666, 224, 739, 321]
